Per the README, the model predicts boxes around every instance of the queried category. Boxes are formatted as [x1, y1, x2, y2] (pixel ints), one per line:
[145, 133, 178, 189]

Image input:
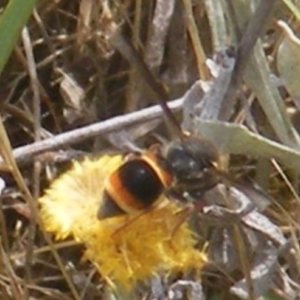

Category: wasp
[97, 131, 220, 219]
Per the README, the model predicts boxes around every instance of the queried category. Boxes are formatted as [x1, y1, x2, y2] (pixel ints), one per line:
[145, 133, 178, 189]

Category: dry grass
[1, 0, 300, 299]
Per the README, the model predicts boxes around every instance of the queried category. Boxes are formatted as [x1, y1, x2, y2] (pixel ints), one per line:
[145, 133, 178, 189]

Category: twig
[1, 99, 183, 168]
[22, 26, 41, 300]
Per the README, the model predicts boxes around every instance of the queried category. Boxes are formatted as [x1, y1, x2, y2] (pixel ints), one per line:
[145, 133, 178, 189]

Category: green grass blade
[0, 0, 37, 76]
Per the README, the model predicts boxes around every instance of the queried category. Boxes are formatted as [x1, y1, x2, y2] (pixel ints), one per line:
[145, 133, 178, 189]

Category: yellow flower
[39, 155, 207, 289]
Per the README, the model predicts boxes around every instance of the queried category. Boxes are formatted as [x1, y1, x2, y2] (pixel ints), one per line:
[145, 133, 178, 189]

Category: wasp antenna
[110, 28, 183, 140]
[157, 98, 184, 140]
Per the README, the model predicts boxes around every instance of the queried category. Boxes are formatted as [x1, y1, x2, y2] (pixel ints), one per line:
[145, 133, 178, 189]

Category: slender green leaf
[0, 0, 37, 76]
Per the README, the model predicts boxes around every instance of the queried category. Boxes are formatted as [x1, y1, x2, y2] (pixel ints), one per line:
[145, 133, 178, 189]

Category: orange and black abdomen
[98, 156, 173, 220]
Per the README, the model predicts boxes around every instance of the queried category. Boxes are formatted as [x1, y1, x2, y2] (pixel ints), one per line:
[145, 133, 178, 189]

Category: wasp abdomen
[98, 159, 166, 219]
[119, 159, 164, 207]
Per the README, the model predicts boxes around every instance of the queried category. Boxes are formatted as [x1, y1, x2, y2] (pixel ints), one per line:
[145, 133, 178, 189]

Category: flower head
[39, 155, 207, 289]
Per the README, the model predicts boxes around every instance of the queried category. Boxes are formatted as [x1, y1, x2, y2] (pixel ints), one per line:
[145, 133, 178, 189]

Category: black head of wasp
[97, 93, 221, 220]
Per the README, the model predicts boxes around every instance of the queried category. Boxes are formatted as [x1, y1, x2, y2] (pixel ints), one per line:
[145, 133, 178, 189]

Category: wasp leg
[170, 205, 194, 238]
[111, 206, 156, 238]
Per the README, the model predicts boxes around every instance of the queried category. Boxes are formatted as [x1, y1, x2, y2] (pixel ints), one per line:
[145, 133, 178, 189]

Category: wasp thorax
[164, 136, 220, 194]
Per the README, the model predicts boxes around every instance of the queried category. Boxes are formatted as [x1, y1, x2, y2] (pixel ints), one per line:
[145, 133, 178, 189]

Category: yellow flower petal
[39, 155, 207, 289]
